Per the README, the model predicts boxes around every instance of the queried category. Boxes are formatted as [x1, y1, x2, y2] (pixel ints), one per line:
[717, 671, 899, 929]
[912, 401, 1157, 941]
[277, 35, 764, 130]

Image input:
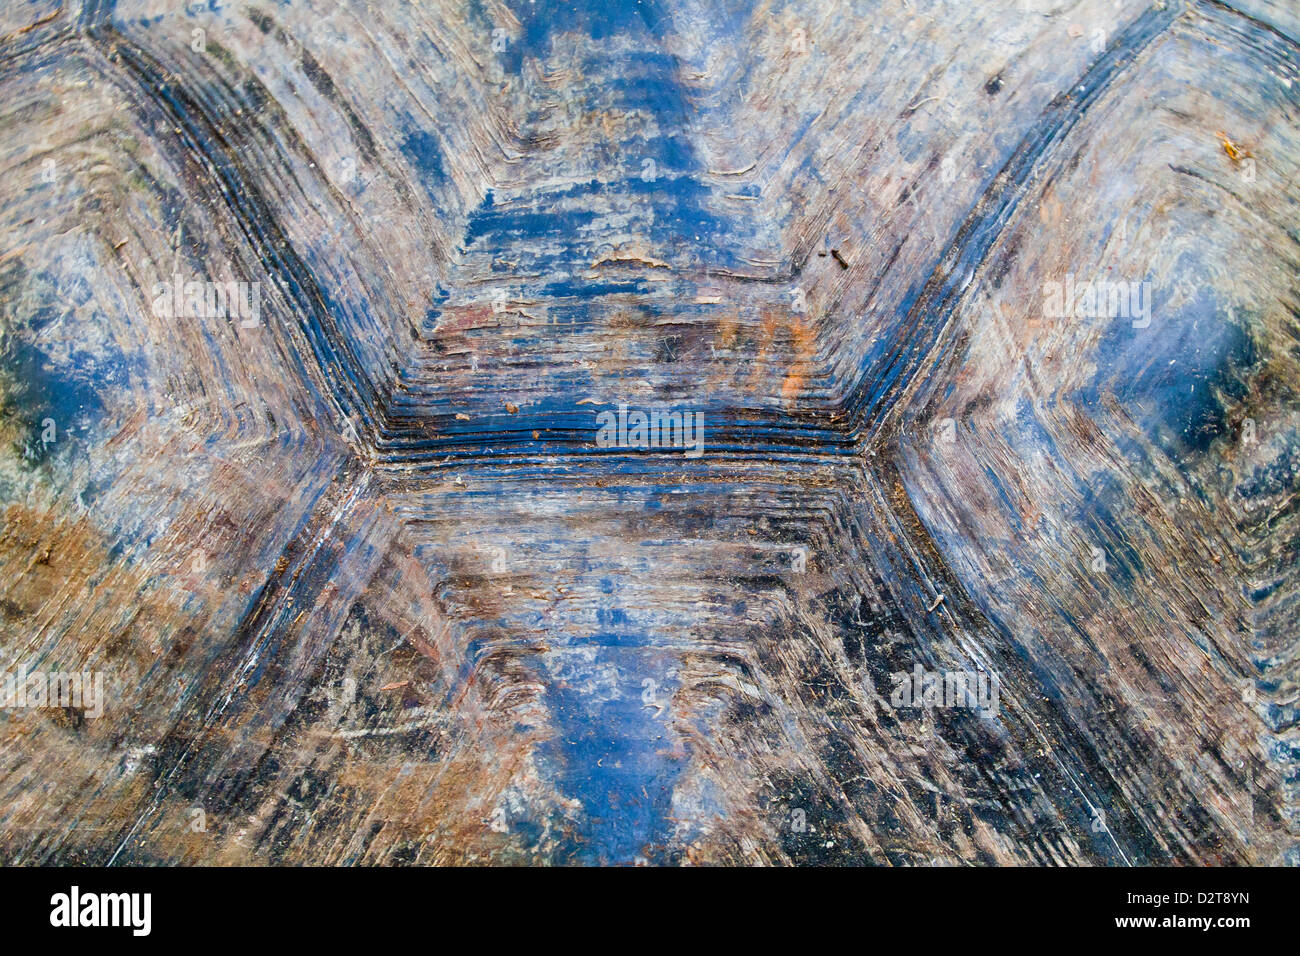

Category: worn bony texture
[0, 0, 1297, 865]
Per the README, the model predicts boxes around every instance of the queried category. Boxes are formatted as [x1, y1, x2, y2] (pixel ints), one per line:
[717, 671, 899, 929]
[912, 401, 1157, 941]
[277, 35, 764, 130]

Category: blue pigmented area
[543, 642, 684, 865]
